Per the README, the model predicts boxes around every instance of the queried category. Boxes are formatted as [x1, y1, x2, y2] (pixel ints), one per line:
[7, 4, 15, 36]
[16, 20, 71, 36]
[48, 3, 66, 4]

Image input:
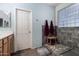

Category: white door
[16, 9, 32, 50]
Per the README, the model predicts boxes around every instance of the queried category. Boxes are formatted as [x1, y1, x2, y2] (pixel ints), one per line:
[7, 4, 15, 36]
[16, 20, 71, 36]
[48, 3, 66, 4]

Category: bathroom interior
[0, 3, 79, 56]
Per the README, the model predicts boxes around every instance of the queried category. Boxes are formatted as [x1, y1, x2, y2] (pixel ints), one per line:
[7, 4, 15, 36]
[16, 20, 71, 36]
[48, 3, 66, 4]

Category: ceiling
[31, 3, 61, 7]
[47, 3, 61, 7]
[40, 3, 61, 7]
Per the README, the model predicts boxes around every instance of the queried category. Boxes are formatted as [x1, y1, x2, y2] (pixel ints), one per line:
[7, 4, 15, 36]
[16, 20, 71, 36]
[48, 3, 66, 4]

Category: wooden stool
[47, 36, 57, 45]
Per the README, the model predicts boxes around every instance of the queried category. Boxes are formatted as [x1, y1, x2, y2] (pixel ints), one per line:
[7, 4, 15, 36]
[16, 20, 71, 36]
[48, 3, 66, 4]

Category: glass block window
[58, 4, 79, 27]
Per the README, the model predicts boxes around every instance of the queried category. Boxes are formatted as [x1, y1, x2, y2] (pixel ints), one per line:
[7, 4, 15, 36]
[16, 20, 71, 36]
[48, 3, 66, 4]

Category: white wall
[0, 3, 55, 51]
[55, 3, 72, 26]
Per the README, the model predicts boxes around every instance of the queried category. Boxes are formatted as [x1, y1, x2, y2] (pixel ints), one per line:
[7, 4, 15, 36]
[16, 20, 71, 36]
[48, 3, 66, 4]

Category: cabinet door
[3, 38, 9, 56]
[3, 34, 14, 56]
[3, 43, 8, 56]
[0, 40, 2, 56]
[0, 48, 2, 56]
[8, 34, 14, 54]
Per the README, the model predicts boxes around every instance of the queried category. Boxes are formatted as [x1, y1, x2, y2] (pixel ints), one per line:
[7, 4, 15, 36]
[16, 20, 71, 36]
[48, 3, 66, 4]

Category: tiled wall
[57, 27, 79, 48]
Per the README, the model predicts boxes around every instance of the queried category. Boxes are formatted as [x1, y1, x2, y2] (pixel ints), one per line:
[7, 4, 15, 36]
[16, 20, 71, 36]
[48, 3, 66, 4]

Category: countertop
[0, 28, 13, 39]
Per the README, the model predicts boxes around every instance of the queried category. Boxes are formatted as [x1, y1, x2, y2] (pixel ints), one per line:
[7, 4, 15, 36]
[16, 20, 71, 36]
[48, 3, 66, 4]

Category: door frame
[16, 8, 32, 49]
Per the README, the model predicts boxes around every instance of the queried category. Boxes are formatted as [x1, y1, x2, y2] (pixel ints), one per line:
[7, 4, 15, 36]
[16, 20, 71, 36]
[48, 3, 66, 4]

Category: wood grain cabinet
[8, 34, 14, 54]
[0, 34, 14, 56]
[0, 40, 2, 56]
[3, 38, 8, 56]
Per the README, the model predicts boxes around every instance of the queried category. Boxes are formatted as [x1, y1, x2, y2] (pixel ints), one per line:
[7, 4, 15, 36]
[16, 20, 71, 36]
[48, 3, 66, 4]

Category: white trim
[16, 8, 32, 12]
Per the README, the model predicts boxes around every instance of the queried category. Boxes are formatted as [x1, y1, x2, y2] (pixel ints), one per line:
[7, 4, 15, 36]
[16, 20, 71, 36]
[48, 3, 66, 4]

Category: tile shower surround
[57, 27, 79, 48]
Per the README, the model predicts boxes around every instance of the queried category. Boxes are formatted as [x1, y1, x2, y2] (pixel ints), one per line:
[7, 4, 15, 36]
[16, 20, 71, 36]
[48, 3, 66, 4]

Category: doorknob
[28, 31, 31, 33]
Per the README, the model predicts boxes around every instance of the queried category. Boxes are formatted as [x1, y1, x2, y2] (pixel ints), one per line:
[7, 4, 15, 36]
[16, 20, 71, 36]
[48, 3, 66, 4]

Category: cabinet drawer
[0, 40, 2, 47]
[3, 38, 8, 44]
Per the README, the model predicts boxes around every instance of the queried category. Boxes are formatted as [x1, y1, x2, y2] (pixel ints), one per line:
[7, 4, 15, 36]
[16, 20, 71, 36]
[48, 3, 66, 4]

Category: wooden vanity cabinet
[3, 38, 8, 56]
[0, 40, 2, 56]
[0, 34, 14, 56]
[8, 34, 14, 54]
